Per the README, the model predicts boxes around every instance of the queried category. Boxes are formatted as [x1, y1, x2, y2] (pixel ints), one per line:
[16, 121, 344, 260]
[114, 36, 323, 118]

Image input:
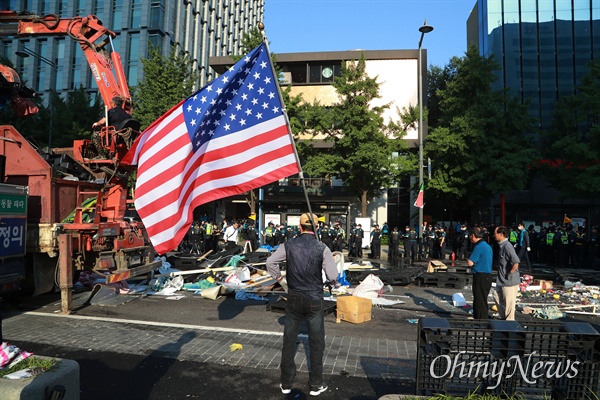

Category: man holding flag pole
[124, 24, 332, 396]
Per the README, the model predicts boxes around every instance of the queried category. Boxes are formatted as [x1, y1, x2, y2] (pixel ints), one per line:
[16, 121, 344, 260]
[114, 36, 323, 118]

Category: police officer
[408, 225, 418, 262]
[389, 227, 400, 259]
[546, 226, 556, 265]
[436, 226, 447, 260]
[516, 222, 531, 272]
[320, 224, 334, 252]
[348, 224, 357, 257]
[370, 224, 381, 259]
[424, 225, 435, 259]
[401, 226, 411, 259]
[285, 225, 295, 242]
[354, 224, 364, 258]
[274, 224, 285, 246]
[588, 226, 599, 268]
[509, 224, 519, 248]
[456, 224, 469, 261]
[573, 226, 587, 268]
[333, 222, 345, 252]
[263, 221, 276, 247]
[204, 220, 214, 253]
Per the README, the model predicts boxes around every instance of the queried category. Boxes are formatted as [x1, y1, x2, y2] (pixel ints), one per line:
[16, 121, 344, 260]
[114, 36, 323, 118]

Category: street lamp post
[418, 20, 433, 242]
[15, 46, 57, 147]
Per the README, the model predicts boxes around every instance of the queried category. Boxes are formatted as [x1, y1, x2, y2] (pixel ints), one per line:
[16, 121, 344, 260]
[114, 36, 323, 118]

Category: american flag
[124, 43, 300, 254]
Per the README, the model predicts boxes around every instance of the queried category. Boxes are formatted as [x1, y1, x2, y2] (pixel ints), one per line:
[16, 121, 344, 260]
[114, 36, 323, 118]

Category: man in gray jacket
[493, 225, 521, 320]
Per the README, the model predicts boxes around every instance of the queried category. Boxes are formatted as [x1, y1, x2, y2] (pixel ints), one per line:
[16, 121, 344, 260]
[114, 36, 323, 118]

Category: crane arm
[0, 11, 131, 113]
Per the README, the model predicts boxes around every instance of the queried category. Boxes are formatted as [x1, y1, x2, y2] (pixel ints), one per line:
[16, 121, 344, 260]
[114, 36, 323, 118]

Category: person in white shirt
[224, 221, 240, 249]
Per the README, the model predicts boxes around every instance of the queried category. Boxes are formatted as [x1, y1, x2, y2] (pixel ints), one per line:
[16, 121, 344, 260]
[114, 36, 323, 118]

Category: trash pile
[76, 247, 286, 305]
[516, 273, 600, 319]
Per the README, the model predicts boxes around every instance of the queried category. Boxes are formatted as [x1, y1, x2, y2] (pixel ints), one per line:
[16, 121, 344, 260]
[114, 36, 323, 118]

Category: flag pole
[258, 23, 319, 234]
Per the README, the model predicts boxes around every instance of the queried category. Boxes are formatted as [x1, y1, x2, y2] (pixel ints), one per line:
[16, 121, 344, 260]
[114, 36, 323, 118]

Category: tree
[424, 47, 536, 215]
[302, 54, 409, 216]
[538, 59, 600, 197]
[228, 28, 314, 217]
[132, 45, 199, 129]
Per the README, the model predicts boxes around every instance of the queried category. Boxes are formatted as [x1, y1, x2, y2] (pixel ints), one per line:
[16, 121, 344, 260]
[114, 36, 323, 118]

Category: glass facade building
[1, 0, 264, 104]
[468, 0, 600, 132]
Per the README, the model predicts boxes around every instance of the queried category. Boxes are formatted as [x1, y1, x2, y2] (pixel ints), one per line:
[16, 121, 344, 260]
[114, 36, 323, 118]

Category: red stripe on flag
[150, 162, 299, 254]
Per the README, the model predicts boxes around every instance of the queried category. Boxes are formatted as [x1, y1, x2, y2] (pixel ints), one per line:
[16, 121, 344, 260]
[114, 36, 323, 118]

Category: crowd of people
[179, 215, 599, 270]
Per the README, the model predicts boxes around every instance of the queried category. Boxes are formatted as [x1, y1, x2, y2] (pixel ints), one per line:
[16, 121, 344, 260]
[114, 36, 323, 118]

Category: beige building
[210, 48, 427, 232]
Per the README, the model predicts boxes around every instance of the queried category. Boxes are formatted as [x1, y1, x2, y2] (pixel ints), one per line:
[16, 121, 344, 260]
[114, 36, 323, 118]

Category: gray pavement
[3, 309, 418, 383]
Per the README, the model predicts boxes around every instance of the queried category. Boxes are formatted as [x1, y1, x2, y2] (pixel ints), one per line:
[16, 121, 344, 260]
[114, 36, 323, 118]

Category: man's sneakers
[280, 383, 327, 396]
[309, 385, 328, 396]
[279, 384, 291, 394]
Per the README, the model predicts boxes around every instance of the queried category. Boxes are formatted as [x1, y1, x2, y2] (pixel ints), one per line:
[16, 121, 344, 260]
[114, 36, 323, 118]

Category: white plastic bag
[352, 274, 384, 299]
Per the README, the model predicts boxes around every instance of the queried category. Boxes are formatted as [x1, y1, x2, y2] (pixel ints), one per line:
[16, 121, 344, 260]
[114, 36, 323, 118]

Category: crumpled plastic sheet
[532, 305, 566, 319]
[183, 279, 216, 291]
[150, 275, 184, 295]
[235, 289, 267, 301]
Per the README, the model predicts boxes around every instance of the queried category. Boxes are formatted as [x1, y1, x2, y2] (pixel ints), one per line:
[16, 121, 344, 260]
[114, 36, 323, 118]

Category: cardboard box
[336, 296, 372, 324]
[427, 260, 447, 273]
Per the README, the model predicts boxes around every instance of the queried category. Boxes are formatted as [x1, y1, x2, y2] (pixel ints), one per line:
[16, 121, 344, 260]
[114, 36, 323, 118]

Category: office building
[467, 0, 600, 225]
[1, 0, 264, 102]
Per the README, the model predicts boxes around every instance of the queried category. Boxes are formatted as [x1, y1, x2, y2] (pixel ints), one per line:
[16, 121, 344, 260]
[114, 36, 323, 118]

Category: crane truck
[0, 11, 161, 313]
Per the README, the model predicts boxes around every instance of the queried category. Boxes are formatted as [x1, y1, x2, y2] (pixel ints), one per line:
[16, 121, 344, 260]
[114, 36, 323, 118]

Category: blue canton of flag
[183, 44, 283, 152]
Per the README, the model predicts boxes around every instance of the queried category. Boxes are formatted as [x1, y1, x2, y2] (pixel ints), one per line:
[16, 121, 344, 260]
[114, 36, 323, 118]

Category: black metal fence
[417, 318, 600, 399]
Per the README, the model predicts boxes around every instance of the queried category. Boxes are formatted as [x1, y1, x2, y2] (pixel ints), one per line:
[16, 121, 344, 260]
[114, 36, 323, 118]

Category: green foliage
[424, 47, 536, 208]
[301, 54, 409, 215]
[132, 44, 199, 129]
[4, 87, 102, 148]
[539, 59, 600, 197]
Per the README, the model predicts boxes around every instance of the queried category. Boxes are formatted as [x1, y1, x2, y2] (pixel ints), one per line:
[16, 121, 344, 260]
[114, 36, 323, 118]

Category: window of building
[70, 41, 83, 89]
[93, 0, 104, 23]
[150, 1, 165, 29]
[54, 39, 65, 90]
[112, 0, 123, 31]
[286, 62, 341, 84]
[148, 33, 163, 53]
[41, 0, 51, 14]
[76, 0, 86, 15]
[287, 63, 306, 83]
[57, 0, 67, 16]
[127, 34, 140, 86]
[131, 0, 142, 29]
[309, 63, 339, 83]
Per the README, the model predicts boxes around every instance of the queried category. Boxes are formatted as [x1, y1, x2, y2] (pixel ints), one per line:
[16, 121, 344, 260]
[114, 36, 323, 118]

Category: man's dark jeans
[281, 291, 325, 389]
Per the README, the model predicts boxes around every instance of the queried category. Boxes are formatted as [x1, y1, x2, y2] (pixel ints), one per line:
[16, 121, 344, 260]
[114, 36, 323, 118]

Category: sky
[264, 0, 477, 68]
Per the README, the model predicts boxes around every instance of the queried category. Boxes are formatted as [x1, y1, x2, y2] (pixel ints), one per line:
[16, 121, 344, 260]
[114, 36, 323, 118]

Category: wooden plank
[156, 266, 235, 277]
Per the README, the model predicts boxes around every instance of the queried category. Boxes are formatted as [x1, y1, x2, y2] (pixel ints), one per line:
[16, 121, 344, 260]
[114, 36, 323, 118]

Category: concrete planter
[0, 356, 79, 400]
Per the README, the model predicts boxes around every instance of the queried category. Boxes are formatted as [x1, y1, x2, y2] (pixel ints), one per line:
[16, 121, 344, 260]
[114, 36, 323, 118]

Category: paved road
[3, 255, 600, 399]
[2, 280, 433, 399]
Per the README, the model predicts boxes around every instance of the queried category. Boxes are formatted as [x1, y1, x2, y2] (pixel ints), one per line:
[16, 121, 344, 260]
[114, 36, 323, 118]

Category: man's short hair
[112, 96, 124, 108]
[469, 227, 485, 239]
[495, 226, 509, 238]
